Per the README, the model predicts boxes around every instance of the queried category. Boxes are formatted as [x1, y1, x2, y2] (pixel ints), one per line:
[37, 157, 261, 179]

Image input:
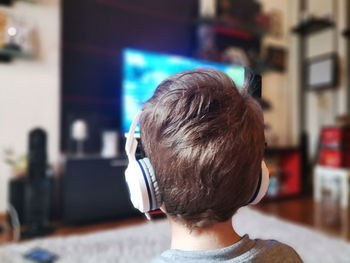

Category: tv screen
[122, 48, 260, 136]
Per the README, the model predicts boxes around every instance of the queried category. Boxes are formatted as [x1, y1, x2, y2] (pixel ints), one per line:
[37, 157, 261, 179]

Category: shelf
[292, 18, 334, 35]
[0, 48, 35, 62]
[198, 17, 268, 40]
[343, 29, 350, 38]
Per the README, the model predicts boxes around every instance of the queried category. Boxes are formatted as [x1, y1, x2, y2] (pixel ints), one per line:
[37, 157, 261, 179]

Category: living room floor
[0, 196, 348, 245]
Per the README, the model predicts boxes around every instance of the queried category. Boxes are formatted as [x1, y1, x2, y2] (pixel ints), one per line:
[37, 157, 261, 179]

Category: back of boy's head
[140, 68, 264, 229]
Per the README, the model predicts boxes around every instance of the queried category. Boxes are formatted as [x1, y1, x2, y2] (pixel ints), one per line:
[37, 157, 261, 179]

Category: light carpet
[0, 207, 350, 263]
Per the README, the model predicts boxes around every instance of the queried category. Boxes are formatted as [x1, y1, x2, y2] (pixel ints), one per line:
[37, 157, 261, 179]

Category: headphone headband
[124, 110, 162, 218]
[249, 161, 269, 205]
[125, 111, 142, 159]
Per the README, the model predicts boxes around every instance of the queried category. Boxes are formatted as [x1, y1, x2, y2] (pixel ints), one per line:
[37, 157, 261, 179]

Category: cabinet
[63, 156, 141, 223]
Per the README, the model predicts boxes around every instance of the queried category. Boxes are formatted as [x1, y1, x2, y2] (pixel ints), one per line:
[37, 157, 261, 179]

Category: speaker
[8, 176, 58, 226]
[9, 177, 26, 224]
[21, 128, 53, 239]
[28, 129, 47, 180]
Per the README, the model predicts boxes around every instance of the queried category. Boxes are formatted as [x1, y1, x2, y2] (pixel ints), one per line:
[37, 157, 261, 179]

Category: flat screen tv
[122, 48, 261, 136]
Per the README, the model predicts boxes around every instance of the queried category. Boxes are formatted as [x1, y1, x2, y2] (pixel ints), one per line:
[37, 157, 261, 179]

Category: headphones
[124, 111, 270, 219]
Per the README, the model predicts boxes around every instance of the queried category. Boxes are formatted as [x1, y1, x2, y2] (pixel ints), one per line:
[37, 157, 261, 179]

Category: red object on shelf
[279, 151, 301, 195]
[320, 126, 350, 150]
[265, 148, 302, 199]
[318, 126, 350, 168]
[319, 149, 350, 168]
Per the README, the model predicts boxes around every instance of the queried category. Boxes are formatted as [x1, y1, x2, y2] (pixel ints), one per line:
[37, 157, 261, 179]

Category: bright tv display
[122, 48, 258, 136]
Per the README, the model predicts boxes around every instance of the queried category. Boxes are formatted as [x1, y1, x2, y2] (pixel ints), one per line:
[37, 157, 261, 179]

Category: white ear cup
[125, 158, 162, 213]
[124, 111, 163, 214]
[249, 160, 270, 205]
[125, 159, 150, 212]
[139, 158, 162, 210]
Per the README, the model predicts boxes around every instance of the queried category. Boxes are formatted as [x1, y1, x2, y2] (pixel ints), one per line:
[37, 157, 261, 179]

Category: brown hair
[140, 68, 264, 229]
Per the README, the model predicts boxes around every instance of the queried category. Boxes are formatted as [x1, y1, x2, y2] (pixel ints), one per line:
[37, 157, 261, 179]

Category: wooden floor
[255, 196, 350, 241]
[0, 196, 349, 245]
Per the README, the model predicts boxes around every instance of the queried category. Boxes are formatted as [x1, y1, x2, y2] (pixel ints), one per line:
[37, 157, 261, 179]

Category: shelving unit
[291, 0, 338, 195]
[196, 16, 281, 75]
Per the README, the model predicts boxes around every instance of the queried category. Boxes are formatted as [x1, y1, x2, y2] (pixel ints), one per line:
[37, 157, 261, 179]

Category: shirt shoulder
[251, 239, 303, 263]
[149, 235, 303, 263]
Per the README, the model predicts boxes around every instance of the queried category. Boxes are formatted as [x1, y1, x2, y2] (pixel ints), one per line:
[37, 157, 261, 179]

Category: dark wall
[61, 0, 197, 153]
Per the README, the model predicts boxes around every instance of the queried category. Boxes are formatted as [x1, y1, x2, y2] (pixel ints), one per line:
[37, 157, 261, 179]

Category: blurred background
[0, 0, 350, 262]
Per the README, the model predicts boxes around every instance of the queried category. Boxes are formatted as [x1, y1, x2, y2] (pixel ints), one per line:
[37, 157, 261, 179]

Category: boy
[135, 68, 302, 262]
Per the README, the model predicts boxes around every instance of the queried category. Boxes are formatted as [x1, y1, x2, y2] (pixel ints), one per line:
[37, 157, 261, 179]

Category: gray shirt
[150, 234, 303, 263]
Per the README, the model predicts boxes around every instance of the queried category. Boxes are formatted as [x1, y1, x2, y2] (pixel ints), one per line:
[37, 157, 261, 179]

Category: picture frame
[305, 53, 338, 90]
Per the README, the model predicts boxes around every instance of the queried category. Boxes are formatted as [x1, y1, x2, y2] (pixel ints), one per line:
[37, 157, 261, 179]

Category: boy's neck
[169, 217, 241, 251]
